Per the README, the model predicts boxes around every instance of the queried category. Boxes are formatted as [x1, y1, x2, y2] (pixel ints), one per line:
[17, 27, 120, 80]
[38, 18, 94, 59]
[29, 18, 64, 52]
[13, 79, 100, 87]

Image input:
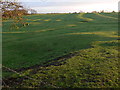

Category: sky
[18, 0, 119, 13]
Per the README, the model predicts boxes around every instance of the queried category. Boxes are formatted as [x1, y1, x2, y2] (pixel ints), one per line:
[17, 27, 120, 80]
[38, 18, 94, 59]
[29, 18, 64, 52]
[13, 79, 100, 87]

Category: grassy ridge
[101, 13, 118, 18]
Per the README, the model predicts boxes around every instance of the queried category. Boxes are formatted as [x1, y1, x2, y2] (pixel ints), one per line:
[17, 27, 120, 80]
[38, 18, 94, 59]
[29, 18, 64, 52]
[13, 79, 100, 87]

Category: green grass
[101, 12, 118, 18]
[2, 13, 118, 79]
[8, 40, 119, 88]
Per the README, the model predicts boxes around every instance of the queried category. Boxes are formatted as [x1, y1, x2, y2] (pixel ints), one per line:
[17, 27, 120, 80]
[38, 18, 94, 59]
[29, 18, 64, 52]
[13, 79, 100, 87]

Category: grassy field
[2, 12, 119, 88]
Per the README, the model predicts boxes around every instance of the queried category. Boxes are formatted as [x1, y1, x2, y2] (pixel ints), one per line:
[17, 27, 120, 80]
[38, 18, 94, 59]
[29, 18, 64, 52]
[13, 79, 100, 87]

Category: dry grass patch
[67, 31, 119, 38]
[77, 13, 93, 21]
[34, 28, 55, 32]
[95, 13, 117, 20]
[56, 19, 61, 21]
[43, 19, 51, 21]
[67, 24, 77, 27]
[1, 32, 25, 34]
[29, 22, 41, 25]
[1, 28, 55, 34]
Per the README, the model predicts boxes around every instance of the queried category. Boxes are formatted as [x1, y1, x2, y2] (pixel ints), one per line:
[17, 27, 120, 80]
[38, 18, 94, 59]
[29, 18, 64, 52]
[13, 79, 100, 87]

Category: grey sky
[18, 0, 118, 13]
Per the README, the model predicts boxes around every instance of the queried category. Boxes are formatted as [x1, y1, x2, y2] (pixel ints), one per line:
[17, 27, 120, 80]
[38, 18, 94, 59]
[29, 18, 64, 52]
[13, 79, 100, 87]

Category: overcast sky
[18, 0, 118, 13]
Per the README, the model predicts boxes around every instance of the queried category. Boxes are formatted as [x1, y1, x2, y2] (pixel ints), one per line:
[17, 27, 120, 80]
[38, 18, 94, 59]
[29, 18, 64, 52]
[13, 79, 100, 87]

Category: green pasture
[20, 40, 119, 88]
[2, 13, 118, 78]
